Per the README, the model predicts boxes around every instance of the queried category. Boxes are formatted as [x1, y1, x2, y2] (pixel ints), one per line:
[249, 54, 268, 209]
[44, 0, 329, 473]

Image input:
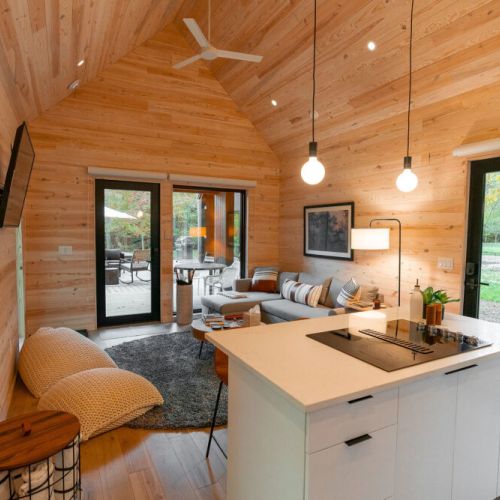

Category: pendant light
[301, 0, 325, 185]
[396, 0, 418, 193]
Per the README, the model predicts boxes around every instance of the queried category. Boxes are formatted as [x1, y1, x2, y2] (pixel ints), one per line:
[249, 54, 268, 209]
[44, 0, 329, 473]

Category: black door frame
[463, 158, 500, 318]
[95, 179, 161, 326]
[173, 185, 247, 314]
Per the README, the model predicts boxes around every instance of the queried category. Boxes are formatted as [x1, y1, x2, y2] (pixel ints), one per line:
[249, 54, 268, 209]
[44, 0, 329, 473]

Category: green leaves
[420, 287, 460, 305]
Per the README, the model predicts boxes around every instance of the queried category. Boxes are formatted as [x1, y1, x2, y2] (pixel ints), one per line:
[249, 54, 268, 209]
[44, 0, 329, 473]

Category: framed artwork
[304, 202, 354, 260]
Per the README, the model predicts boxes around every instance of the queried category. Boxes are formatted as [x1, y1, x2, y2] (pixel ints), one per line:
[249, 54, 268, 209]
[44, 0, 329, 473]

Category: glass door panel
[95, 180, 160, 326]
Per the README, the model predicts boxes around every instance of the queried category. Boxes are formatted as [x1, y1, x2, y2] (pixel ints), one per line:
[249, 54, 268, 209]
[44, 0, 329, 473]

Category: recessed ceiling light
[367, 41, 377, 51]
[67, 80, 80, 90]
[271, 99, 278, 107]
[77, 59, 85, 67]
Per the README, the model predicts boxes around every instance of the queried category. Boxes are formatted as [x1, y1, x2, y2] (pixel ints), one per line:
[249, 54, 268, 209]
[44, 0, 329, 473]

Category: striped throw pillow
[281, 279, 322, 308]
[251, 269, 279, 293]
[337, 278, 360, 307]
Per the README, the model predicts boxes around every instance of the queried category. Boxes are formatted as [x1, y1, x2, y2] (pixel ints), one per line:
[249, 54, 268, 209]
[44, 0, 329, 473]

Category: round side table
[0, 410, 81, 499]
[191, 318, 214, 358]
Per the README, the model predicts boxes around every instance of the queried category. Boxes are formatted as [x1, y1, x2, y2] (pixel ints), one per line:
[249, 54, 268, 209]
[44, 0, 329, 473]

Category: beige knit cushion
[19, 327, 117, 397]
[38, 368, 164, 440]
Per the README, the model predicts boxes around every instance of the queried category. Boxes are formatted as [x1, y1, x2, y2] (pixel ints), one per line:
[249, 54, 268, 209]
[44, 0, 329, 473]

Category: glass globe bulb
[301, 156, 325, 185]
[396, 168, 418, 192]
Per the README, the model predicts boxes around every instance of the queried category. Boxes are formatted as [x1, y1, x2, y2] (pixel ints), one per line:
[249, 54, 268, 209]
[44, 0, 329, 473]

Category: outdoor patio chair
[204, 258, 240, 295]
[105, 249, 122, 269]
[119, 249, 151, 284]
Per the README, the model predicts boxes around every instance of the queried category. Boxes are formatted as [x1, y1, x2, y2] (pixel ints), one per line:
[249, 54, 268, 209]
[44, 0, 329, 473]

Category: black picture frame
[303, 202, 354, 261]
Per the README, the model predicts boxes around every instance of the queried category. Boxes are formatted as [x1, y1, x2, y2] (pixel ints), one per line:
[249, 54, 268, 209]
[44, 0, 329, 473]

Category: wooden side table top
[0, 410, 80, 471]
[191, 318, 265, 342]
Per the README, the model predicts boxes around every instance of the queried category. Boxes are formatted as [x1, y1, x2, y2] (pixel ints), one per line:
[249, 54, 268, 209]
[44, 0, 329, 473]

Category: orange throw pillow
[251, 269, 278, 293]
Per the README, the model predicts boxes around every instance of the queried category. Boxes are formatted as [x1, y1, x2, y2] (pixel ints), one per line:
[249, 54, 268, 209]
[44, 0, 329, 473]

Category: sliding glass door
[173, 186, 246, 312]
[95, 180, 160, 326]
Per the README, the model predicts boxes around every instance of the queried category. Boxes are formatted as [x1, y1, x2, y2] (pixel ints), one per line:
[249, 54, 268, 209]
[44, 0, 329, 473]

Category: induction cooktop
[307, 319, 491, 372]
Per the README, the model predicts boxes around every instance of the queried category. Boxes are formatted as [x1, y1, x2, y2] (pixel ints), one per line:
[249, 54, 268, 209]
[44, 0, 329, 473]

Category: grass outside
[483, 243, 500, 256]
[481, 243, 500, 303]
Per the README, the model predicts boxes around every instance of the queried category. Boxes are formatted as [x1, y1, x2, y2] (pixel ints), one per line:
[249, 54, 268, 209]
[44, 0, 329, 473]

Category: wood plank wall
[0, 91, 20, 419]
[24, 24, 280, 333]
[279, 81, 500, 309]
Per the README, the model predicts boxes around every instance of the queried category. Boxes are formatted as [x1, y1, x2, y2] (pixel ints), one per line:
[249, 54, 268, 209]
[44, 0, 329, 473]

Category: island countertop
[206, 308, 500, 412]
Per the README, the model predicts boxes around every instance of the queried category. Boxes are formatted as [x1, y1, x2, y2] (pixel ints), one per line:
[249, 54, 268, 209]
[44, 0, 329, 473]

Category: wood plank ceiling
[173, 0, 500, 160]
[0, 0, 185, 123]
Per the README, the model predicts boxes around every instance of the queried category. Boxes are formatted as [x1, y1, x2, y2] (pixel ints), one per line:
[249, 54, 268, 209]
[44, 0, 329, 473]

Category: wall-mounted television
[0, 122, 35, 228]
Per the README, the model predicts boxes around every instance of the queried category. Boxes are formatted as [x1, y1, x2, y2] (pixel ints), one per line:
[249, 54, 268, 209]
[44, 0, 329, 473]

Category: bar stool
[206, 347, 228, 458]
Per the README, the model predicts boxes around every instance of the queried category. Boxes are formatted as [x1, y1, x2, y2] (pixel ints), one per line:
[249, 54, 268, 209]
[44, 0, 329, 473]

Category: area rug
[105, 331, 227, 430]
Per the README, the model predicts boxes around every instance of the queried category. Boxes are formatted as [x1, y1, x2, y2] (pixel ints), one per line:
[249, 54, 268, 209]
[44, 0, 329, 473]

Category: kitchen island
[207, 308, 500, 500]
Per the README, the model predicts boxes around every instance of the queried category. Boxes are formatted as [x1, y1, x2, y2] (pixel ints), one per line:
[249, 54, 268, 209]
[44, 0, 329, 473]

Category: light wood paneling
[0, 91, 19, 419]
[24, 24, 280, 333]
[0, 0, 185, 123]
[174, 0, 500, 307]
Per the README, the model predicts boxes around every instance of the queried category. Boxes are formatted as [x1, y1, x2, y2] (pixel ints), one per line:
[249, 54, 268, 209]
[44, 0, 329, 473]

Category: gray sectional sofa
[200, 269, 379, 323]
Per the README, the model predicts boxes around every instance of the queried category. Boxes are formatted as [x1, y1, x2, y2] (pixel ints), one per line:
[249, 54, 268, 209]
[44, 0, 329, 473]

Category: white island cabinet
[207, 309, 500, 500]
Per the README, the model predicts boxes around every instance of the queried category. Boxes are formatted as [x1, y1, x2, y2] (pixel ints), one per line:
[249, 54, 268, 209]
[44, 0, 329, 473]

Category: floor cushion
[19, 327, 117, 397]
[38, 368, 164, 440]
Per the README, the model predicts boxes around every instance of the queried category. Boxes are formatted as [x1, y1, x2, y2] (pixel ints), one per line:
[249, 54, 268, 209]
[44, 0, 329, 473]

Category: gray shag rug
[105, 331, 227, 430]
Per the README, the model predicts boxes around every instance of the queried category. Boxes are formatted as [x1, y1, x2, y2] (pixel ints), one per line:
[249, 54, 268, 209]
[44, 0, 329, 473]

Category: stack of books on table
[203, 314, 225, 327]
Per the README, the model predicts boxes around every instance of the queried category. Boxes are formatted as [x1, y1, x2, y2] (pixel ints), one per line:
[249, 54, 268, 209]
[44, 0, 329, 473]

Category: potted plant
[421, 287, 460, 319]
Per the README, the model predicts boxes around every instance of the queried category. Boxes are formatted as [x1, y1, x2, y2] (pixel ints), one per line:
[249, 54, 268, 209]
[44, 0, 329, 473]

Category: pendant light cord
[312, 0, 317, 142]
[406, 0, 415, 158]
[208, 0, 211, 43]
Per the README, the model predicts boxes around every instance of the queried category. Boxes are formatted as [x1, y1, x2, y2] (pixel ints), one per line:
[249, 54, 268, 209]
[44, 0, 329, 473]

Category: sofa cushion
[251, 268, 278, 293]
[298, 272, 332, 305]
[359, 285, 379, 302]
[278, 272, 299, 292]
[325, 278, 344, 308]
[201, 292, 281, 314]
[261, 299, 332, 322]
[281, 280, 322, 307]
[337, 278, 360, 306]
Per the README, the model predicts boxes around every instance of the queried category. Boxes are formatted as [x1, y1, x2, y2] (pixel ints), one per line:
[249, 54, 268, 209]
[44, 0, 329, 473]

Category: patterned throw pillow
[251, 269, 279, 293]
[337, 278, 361, 307]
[281, 279, 322, 308]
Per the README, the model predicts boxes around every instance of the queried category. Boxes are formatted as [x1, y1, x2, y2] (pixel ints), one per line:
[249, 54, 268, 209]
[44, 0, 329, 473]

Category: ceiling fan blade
[173, 54, 202, 69]
[183, 18, 210, 48]
[215, 50, 263, 63]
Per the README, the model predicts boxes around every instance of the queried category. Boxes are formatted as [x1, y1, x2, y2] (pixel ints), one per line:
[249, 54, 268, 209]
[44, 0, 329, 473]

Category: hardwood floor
[8, 322, 227, 500]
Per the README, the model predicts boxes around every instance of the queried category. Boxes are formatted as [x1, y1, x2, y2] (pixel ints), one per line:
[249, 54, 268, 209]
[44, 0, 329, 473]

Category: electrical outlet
[58, 245, 73, 256]
[437, 257, 454, 270]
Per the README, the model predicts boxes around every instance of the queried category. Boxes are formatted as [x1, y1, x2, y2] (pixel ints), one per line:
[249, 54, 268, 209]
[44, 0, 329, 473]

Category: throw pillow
[297, 272, 332, 305]
[251, 268, 279, 293]
[19, 327, 117, 398]
[38, 368, 164, 441]
[281, 279, 322, 308]
[337, 278, 361, 307]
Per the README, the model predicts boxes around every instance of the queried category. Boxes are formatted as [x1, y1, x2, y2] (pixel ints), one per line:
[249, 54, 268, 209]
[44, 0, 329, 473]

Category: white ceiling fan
[173, 0, 263, 69]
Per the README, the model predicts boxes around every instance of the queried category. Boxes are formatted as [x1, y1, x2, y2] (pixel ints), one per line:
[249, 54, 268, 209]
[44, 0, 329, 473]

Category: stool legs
[206, 381, 227, 458]
[198, 340, 204, 358]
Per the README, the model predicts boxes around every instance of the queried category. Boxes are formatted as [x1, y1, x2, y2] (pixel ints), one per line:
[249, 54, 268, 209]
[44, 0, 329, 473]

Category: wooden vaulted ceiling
[2, 0, 500, 164]
[173, 0, 500, 161]
[0, 0, 184, 122]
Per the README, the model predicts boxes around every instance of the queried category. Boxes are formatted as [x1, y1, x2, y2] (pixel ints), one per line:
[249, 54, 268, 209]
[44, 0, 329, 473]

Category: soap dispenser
[410, 279, 424, 322]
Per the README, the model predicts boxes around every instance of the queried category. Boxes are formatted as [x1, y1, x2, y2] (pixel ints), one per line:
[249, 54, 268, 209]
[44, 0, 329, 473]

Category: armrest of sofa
[233, 278, 253, 292]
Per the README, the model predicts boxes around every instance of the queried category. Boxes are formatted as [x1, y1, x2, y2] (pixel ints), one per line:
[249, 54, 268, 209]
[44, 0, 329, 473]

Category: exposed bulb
[396, 168, 418, 192]
[301, 156, 325, 185]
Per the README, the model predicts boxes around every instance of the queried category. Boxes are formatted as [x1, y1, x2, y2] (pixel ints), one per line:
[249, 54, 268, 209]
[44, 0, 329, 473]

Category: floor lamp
[351, 218, 402, 306]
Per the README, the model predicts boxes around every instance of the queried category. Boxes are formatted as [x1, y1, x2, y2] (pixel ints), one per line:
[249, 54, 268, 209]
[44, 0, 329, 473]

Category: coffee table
[191, 318, 264, 358]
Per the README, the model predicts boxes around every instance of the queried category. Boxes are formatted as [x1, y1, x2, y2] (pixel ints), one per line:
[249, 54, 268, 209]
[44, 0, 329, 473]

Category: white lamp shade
[301, 156, 325, 185]
[351, 228, 390, 250]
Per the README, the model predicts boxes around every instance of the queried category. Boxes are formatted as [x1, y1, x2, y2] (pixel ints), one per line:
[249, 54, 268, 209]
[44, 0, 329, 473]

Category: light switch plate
[437, 257, 454, 270]
[58, 245, 73, 256]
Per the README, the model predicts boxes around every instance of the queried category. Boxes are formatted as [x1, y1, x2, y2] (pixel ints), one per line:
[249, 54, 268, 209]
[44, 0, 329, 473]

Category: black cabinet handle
[445, 364, 477, 375]
[348, 395, 373, 404]
[345, 434, 372, 447]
